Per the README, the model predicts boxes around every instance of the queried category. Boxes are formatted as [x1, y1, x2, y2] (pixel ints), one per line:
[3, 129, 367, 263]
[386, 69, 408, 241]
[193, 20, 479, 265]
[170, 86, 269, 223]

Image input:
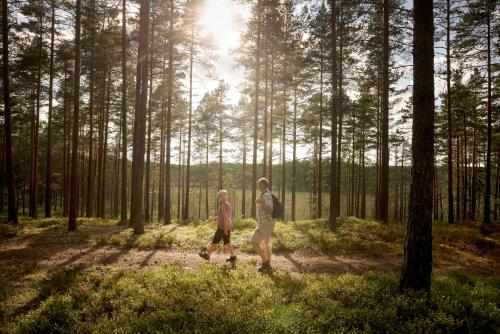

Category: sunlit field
[0, 215, 499, 333]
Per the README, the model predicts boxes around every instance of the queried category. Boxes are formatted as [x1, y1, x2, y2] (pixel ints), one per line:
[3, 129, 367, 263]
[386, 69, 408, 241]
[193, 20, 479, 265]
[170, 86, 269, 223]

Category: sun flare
[199, 0, 248, 55]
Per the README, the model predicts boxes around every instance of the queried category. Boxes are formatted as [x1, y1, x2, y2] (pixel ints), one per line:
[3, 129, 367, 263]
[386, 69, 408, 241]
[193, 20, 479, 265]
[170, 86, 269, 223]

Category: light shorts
[250, 220, 275, 244]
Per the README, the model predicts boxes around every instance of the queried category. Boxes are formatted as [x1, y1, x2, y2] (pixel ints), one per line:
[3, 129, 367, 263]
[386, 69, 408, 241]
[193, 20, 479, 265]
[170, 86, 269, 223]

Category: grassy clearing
[0, 263, 498, 334]
[2, 215, 498, 259]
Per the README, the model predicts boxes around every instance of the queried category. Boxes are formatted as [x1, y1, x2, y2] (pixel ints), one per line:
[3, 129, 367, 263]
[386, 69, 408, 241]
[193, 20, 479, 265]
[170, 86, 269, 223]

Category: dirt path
[0, 240, 400, 275]
[1, 235, 498, 276]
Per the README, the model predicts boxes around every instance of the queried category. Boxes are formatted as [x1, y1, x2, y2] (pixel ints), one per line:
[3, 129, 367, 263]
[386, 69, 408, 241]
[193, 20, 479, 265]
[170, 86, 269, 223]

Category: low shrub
[4, 265, 498, 334]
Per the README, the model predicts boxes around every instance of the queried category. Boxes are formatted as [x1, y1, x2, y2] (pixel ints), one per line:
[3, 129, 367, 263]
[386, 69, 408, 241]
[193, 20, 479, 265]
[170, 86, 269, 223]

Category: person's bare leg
[225, 243, 235, 257]
[253, 242, 265, 262]
[261, 239, 270, 263]
[207, 243, 218, 256]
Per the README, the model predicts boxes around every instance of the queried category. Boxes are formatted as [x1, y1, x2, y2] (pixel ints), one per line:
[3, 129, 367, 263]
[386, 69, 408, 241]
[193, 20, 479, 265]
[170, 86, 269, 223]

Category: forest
[0, 0, 498, 333]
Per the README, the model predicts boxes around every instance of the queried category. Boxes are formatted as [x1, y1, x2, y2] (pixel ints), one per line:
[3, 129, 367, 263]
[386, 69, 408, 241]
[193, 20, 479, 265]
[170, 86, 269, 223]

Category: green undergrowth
[2, 215, 498, 258]
[0, 263, 498, 334]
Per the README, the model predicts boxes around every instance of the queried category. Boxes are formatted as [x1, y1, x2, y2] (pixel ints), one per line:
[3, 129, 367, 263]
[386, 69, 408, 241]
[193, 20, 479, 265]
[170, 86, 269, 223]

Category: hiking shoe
[198, 251, 210, 261]
[226, 255, 237, 263]
[258, 262, 272, 273]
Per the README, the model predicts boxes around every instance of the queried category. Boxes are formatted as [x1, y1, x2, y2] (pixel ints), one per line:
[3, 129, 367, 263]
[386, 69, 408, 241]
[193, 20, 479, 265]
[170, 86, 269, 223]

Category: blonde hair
[257, 177, 269, 188]
[217, 190, 228, 198]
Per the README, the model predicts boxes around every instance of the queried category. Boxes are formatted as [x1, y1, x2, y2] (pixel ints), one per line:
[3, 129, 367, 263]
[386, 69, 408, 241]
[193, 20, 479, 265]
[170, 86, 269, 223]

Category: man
[251, 177, 275, 272]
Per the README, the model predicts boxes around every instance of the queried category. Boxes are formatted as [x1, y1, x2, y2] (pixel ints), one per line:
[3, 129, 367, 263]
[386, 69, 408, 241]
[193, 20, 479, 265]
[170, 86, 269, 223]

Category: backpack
[262, 190, 283, 220]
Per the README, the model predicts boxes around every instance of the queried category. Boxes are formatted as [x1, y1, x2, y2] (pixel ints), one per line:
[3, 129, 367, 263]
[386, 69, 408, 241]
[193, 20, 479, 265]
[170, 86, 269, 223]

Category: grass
[2, 215, 498, 259]
[0, 263, 498, 333]
[0, 215, 499, 333]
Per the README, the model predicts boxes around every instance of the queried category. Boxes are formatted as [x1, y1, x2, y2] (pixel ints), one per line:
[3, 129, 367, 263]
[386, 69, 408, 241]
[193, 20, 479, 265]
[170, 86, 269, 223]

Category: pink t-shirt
[216, 202, 233, 231]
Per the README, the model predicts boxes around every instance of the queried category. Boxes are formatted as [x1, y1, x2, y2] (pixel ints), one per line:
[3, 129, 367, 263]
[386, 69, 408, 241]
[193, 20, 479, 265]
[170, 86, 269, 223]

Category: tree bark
[164, 0, 174, 225]
[68, 0, 82, 231]
[483, 7, 492, 226]
[1, 0, 18, 224]
[183, 28, 194, 221]
[291, 83, 297, 222]
[120, 0, 128, 223]
[318, 44, 324, 219]
[380, 0, 390, 223]
[400, 0, 434, 293]
[30, 16, 43, 219]
[446, 0, 454, 224]
[130, 0, 150, 234]
[86, 2, 96, 218]
[145, 15, 156, 223]
[251, 1, 261, 219]
[45, 0, 56, 218]
[329, 0, 338, 228]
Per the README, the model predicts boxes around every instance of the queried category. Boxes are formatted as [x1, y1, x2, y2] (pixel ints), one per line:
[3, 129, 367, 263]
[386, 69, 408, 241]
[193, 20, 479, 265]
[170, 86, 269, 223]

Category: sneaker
[198, 251, 210, 261]
[258, 262, 271, 273]
[226, 255, 237, 263]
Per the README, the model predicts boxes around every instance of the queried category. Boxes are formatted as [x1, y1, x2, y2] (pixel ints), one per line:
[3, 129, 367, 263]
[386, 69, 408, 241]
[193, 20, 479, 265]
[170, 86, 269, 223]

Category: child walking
[199, 190, 237, 263]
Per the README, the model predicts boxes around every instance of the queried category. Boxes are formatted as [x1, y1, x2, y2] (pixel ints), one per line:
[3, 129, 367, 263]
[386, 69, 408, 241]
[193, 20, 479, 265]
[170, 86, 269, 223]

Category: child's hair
[217, 190, 228, 198]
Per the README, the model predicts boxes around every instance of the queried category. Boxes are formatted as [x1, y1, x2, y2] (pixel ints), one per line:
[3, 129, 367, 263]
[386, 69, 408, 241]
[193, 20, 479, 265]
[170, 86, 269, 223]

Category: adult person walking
[251, 177, 276, 272]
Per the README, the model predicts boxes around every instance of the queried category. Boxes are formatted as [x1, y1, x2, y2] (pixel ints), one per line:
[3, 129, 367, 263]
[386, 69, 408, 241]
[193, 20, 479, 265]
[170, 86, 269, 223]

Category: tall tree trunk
[177, 128, 182, 219]
[318, 44, 324, 219]
[242, 109, 247, 217]
[1, 0, 18, 224]
[483, 8, 492, 226]
[0, 132, 4, 214]
[375, 82, 381, 219]
[336, 4, 344, 214]
[130, 0, 150, 234]
[446, 0, 454, 224]
[400, 0, 434, 293]
[380, 0, 390, 223]
[145, 16, 156, 223]
[291, 83, 297, 222]
[30, 17, 43, 219]
[263, 37, 269, 177]
[268, 53, 274, 190]
[281, 28, 287, 221]
[120, 0, 128, 223]
[68, 0, 82, 231]
[205, 134, 209, 219]
[96, 66, 107, 217]
[62, 72, 69, 217]
[456, 134, 460, 221]
[99, 71, 111, 218]
[164, 0, 174, 225]
[462, 114, 468, 220]
[45, 0, 56, 218]
[158, 60, 166, 221]
[251, 1, 262, 218]
[361, 127, 366, 219]
[218, 109, 223, 191]
[183, 28, 194, 221]
[494, 153, 499, 222]
[86, 3, 96, 218]
[329, 0, 338, 228]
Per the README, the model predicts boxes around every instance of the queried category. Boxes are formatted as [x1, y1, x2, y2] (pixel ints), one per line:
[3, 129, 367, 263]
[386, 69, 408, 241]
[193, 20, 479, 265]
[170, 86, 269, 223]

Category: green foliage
[2, 265, 498, 334]
[0, 224, 18, 238]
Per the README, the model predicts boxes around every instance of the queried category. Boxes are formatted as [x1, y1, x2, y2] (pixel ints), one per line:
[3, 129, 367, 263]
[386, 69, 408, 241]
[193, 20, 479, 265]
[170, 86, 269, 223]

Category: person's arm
[221, 205, 229, 235]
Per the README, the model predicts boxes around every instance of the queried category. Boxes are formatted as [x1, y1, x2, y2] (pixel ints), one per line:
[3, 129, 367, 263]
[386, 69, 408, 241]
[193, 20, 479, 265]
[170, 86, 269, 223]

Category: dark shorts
[212, 229, 231, 245]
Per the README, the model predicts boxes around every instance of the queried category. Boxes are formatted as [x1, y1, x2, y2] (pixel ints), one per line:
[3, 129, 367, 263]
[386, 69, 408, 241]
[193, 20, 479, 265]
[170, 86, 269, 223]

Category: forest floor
[0, 216, 498, 276]
[0, 216, 499, 333]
